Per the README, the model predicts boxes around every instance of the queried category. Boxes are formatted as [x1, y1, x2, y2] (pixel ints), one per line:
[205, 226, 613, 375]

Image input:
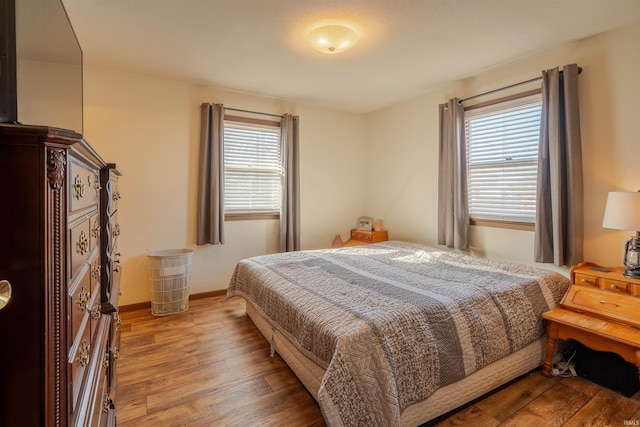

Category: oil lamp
[602, 191, 640, 278]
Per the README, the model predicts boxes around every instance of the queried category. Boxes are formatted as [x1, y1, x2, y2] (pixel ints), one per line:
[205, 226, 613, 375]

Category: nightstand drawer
[571, 263, 634, 295]
[599, 278, 629, 294]
[563, 285, 640, 327]
[350, 229, 388, 242]
[574, 273, 598, 288]
[351, 230, 374, 242]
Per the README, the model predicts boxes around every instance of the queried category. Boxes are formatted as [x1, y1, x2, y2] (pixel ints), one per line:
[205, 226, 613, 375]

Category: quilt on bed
[226, 241, 570, 426]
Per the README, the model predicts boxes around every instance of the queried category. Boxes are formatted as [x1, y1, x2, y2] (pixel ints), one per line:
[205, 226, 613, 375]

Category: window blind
[465, 95, 541, 223]
[223, 121, 281, 213]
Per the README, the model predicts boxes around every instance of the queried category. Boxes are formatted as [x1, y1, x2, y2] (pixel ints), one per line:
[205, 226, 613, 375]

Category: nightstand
[541, 262, 640, 386]
[343, 229, 388, 246]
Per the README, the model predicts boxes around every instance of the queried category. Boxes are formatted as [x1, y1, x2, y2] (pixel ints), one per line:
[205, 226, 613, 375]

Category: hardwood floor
[117, 295, 640, 426]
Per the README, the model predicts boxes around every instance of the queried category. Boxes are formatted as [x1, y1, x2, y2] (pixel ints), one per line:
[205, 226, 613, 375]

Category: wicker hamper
[147, 249, 193, 316]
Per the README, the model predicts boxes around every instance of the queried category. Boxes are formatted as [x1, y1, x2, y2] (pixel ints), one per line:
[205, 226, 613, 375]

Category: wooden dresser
[0, 125, 121, 426]
[542, 262, 640, 379]
[343, 229, 389, 246]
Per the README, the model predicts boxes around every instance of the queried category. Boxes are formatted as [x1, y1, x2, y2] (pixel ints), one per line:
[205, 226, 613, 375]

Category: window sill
[225, 212, 280, 221]
[470, 218, 534, 231]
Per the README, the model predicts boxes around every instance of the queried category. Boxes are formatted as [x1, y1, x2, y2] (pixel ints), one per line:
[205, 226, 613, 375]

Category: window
[223, 117, 281, 219]
[465, 93, 541, 227]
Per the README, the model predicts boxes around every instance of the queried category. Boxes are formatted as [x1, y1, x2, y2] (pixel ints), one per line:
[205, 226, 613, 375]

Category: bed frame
[244, 300, 545, 426]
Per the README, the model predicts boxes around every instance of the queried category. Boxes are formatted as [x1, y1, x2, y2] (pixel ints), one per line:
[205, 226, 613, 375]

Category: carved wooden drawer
[69, 158, 100, 212]
[69, 159, 99, 213]
[71, 315, 110, 426]
[69, 218, 91, 279]
[89, 373, 110, 427]
[69, 267, 91, 349]
[91, 258, 101, 292]
[69, 325, 92, 410]
[90, 213, 100, 250]
[89, 283, 102, 338]
[85, 335, 111, 427]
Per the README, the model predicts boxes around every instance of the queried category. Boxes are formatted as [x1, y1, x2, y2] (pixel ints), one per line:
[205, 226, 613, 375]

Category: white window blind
[465, 95, 541, 223]
[223, 120, 281, 214]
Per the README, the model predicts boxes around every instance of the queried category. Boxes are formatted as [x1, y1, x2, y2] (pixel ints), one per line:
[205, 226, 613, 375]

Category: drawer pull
[599, 300, 621, 308]
[92, 263, 101, 280]
[77, 287, 90, 311]
[102, 394, 112, 413]
[78, 340, 90, 367]
[91, 222, 101, 240]
[73, 174, 86, 199]
[0, 280, 12, 310]
[610, 284, 618, 290]
[76, 231, 89, 255]
[581, 279, 589, 284]
[94, 173, 102, 195]
[91, 302, 101, 320]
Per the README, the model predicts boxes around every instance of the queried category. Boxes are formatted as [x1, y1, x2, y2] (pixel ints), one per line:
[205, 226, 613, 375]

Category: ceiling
[61, 0, 640, 114]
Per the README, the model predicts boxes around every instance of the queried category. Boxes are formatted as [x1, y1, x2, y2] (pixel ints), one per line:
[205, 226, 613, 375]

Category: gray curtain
[280, 114, 300, 252]
[535, 64, 583, 266]
[437, 98, 469, 250]
[196, 103, 225, 245]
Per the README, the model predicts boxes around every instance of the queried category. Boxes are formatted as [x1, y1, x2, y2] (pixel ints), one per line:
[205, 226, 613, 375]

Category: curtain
[280, 114, 300, 252]
[535, 64, 583, 266]
[196, 103, 225, 245]
[437, 98, 469, 250]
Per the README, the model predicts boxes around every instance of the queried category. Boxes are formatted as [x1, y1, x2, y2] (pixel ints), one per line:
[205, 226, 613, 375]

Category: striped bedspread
[226, 241, 570, 426]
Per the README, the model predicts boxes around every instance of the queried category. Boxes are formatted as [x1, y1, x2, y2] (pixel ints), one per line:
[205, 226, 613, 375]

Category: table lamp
[602, 191, 640, 278]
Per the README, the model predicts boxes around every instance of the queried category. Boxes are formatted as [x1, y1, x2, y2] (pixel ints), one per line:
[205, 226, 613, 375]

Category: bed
[226, 241, 570, 426]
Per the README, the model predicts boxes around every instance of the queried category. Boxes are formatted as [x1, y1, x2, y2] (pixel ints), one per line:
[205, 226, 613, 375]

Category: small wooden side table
[343, 229, 388, 246]
[541, 262, 640, 380]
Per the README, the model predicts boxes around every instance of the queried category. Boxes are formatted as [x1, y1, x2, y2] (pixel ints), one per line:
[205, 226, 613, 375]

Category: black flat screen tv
[0, 0, 83, 134]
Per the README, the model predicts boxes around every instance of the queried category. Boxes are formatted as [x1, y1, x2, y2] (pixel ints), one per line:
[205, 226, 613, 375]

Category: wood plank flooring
[117, 295, 640, 426]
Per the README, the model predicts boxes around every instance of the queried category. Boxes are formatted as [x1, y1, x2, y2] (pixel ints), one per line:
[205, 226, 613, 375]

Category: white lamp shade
[602, 191, 640, 231]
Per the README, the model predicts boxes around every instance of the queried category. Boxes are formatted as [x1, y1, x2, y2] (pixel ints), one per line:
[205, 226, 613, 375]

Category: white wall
[83, 69, 366, 305]
[84, 22, 640, 305]
[365, 22, 640, 272]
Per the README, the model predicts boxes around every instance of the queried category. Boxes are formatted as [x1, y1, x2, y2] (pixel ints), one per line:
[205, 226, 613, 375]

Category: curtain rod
[225, 107, 284, 119]
[459, 66, 582, 104]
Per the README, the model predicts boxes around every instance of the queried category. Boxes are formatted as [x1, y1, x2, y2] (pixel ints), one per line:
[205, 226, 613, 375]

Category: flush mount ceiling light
[306, 24, 359, 54]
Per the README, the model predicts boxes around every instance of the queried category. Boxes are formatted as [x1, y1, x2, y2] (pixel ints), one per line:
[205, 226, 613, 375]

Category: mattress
[227, 241, 569, 426]
[245, 300, 546, 426]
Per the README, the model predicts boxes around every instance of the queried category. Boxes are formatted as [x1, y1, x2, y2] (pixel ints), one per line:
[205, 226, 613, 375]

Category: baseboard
[119, 289, 227, 312]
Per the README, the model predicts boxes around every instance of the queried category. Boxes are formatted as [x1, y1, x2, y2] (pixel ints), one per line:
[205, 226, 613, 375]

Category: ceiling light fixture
[306, 24, 359, 54]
